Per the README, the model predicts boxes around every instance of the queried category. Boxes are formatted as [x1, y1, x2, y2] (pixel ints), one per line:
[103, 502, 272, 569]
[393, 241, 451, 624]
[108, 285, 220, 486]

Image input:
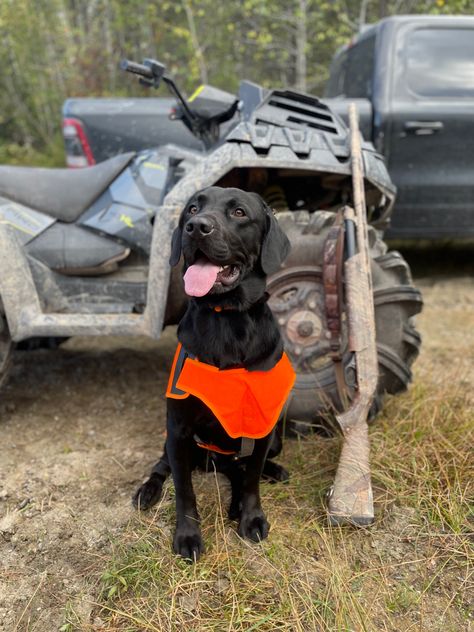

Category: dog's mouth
[183, 255, 241, 297]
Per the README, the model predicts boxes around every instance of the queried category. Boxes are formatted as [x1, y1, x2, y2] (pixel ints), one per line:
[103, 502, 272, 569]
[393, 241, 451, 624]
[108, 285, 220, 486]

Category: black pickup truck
[63, 15, 474, 240]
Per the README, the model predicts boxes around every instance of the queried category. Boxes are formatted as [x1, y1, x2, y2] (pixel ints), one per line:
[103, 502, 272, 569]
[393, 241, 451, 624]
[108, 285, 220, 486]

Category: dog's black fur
[133, 186, 291, 560]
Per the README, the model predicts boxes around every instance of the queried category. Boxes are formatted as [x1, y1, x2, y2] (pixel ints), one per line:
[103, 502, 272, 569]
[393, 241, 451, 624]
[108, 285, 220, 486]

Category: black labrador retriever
[134, 186, 293, 560]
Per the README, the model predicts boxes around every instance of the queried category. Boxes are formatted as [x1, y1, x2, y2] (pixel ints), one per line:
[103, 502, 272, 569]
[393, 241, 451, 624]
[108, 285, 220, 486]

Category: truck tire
[268, 211, 423, 433]
[0, 314, 12, 389]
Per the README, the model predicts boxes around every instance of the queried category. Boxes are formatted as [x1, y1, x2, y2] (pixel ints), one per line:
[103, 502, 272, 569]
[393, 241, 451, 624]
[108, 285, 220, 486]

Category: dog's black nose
[185, 217, 214, 236]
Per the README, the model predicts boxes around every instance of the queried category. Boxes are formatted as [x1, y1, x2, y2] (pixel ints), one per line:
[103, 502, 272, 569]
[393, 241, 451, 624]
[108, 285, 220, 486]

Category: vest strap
[238, 437, 255, 458]
[193, 434, 256, 459]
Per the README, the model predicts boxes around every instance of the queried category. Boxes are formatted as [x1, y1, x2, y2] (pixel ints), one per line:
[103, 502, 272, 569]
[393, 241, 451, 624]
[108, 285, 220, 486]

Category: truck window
[344, 36, 375, 99]
[326, 51, 347, 97]
[405, 28, 474, 98]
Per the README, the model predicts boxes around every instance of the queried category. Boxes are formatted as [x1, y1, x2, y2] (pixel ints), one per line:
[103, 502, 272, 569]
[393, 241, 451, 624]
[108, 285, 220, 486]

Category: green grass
[61, 368, 473, 632]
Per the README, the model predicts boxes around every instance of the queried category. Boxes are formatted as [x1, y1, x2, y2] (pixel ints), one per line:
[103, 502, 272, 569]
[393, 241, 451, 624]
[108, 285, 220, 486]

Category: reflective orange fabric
[166, 344, 296, 439]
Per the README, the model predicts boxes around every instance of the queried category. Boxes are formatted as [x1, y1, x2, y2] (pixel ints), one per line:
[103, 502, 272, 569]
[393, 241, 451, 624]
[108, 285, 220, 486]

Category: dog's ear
[169, 224, 182, 267]
[260, 200, 291, 275]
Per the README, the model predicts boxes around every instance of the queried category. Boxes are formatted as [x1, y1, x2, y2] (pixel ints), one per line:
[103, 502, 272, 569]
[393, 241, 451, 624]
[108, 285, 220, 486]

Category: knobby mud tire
[268, 211, 423, 433]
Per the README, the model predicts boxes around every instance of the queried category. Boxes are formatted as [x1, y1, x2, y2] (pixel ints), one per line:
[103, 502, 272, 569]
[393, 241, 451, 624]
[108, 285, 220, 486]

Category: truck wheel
[0, 315, 12, 389]
[268, 211, 423, 433]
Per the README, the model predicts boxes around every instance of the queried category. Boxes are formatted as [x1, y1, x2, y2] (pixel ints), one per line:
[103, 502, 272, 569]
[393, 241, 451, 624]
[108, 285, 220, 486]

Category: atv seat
[0, 153, 135, 223]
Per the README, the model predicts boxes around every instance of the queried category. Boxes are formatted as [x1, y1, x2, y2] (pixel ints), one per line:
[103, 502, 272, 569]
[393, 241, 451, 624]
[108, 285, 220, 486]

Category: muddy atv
[0, 58, 422, 432]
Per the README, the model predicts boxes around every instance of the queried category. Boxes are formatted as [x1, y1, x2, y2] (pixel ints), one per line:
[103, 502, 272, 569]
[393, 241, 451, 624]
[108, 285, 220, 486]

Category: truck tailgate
[63, 98, 202, 162]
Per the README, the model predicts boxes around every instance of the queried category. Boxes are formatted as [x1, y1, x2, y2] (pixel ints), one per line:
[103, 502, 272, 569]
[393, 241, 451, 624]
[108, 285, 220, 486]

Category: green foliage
[0, 0, 470, 164]
[0, 136, 65, 167]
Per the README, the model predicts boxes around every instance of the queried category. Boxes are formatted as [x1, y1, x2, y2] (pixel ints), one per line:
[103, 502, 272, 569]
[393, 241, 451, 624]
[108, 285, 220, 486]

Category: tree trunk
[295, 0, 307, 92]
[358, 0, 370, 29]
[183, 0, 208, 85]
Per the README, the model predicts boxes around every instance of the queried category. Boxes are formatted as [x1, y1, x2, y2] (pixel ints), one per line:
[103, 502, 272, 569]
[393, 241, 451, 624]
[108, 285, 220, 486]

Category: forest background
[0, 0, 471, 166]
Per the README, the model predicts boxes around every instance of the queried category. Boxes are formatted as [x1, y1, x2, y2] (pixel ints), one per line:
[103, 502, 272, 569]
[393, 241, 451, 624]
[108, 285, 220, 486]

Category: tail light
[62, 118, 96, 168]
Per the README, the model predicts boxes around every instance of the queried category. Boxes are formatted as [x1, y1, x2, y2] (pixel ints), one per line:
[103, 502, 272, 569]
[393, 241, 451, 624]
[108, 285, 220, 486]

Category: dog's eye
[232, 208, 246, 218]
[188, 205, 198, 215]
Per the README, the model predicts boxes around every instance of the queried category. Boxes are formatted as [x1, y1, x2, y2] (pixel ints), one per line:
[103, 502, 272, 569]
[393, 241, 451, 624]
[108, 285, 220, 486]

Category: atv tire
[268, 211, 423, 433]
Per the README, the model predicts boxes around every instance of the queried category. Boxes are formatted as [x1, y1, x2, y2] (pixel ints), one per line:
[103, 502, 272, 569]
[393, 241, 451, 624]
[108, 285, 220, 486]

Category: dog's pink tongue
[184, 260, 220, 297]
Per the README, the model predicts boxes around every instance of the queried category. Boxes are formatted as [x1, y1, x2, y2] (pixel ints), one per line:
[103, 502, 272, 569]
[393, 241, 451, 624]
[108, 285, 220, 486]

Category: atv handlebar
[121, 56, 237, 149]
[120, 59, 154, 80]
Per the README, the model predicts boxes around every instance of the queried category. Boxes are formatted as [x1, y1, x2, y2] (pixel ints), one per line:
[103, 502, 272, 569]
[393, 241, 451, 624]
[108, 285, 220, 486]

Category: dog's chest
[180, 310, 254, 368]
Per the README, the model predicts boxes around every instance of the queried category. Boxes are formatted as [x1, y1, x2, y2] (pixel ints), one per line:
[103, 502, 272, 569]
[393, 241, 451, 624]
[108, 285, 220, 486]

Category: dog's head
[169, 186, 290, 298]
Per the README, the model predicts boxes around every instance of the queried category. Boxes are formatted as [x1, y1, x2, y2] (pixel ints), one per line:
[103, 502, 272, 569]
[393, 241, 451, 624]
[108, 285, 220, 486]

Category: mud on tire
[268, 211, 423, 433]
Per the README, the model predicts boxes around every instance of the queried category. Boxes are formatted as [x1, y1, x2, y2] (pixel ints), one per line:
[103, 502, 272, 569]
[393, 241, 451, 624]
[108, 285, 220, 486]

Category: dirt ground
[0, 250, 473, 631]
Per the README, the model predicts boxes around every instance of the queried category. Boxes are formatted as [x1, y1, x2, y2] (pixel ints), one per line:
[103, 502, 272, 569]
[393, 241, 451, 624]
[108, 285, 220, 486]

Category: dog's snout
[185, 217, 215, 236]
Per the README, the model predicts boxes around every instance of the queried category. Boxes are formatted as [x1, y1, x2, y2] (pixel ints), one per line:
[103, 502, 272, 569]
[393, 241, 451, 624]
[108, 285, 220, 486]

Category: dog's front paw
[132, 475, 164, 510]
[173, 524, 204, 561]
[238, 510, 270, 542]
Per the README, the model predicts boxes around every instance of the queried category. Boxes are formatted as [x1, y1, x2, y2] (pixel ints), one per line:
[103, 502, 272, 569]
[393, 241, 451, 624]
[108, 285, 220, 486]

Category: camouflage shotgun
[328, 103, 379, 526]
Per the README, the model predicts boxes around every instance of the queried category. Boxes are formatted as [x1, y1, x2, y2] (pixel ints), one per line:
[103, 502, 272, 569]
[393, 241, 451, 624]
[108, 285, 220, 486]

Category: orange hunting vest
[166, 344, 296, 441]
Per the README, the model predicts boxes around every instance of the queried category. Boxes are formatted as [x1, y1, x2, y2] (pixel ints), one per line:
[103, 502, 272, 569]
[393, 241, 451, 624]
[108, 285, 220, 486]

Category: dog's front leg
[166, 425, 204, 561]
[237, 434, 272, 542]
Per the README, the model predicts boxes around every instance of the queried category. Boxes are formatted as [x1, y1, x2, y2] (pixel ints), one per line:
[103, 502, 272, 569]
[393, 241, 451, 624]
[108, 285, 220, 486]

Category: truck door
[386, 23, 474, 239]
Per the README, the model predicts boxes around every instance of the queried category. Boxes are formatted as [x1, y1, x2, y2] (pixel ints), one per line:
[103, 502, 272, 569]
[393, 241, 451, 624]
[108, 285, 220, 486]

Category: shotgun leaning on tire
[267, 105, 422, 524]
